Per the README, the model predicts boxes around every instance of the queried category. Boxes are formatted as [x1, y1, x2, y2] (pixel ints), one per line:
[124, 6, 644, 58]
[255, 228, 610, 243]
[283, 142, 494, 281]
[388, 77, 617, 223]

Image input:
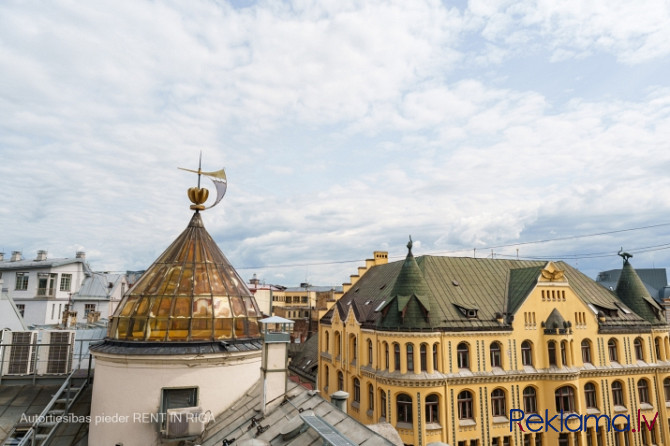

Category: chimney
[259, 316, 295, 415]
[76, 251, 86, 259]
[330, 391, 349, 414]
[250, 273, 260, 286]
[10, 251, 22, 262]
[35, 250, 47, 261]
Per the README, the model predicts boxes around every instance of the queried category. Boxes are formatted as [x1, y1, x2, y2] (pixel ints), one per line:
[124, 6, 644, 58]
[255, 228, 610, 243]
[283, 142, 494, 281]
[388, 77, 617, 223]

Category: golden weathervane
[178, 153, 227, 211]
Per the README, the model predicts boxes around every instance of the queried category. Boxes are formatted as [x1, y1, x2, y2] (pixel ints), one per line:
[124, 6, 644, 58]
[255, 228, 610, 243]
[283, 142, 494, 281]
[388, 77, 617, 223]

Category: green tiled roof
[321, 255, 662, 332]
[615, 259, 665, 325]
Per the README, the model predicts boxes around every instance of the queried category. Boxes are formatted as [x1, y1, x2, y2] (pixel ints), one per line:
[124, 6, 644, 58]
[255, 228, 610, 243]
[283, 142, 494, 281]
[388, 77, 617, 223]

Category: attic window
[454, 304, 478, 319]
[613, 302, 631, 314]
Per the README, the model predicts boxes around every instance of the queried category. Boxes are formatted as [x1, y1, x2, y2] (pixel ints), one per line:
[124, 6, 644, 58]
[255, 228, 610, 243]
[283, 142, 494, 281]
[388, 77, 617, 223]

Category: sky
[2, 0, 670, 288]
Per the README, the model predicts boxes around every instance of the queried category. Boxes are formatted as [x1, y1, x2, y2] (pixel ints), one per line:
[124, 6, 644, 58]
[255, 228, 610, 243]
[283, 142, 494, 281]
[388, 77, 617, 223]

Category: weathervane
[178, 152, 227, 211]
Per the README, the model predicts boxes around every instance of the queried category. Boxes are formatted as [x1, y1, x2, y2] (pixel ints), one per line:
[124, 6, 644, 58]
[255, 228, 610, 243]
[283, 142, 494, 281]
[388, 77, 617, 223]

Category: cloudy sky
[2, 0, 670, 287]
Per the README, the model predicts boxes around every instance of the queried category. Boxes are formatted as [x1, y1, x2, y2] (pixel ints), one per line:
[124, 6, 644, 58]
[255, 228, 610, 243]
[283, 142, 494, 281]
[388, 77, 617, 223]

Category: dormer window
[455, 304, 478, 319]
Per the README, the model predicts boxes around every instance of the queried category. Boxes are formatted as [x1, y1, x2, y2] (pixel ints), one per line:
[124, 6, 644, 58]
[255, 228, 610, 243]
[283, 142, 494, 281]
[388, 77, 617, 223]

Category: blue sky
[1, 0, 670, 287]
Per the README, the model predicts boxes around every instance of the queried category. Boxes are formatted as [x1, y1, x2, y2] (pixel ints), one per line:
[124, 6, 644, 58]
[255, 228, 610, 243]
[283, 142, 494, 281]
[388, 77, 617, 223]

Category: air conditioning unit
[37, 330, 75, 375]
[1, 331, 38, 375]
[164, 406, 205, 438]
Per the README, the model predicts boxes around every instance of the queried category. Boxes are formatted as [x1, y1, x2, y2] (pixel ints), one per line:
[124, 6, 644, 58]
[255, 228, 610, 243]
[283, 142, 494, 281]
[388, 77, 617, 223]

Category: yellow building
[319, 241, 670, 446]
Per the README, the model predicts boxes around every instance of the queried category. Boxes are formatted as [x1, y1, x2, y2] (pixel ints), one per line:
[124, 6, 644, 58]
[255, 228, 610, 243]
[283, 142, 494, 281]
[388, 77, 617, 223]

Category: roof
[288, 334, 319, 383]
[101, 211, 262, 345]
[615, 259, 665, 325]
[597, 267, 669, 302]
[73, 272, 124, 300]
[0, 257, 88, 272]
[284, 286, 343, 293]
[200, 380, 396, 446]
[322, 255, 660, 332]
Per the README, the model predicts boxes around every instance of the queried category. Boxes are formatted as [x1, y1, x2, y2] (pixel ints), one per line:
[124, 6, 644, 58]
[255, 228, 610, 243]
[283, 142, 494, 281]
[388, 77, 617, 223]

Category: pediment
[538, 261, 567, 283]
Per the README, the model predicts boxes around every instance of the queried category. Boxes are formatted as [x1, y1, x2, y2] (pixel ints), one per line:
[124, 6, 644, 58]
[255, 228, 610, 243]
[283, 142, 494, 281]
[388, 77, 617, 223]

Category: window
[397, 394, 413, 424]
[15, 304, 25, 318]
[611, 381, 624, 407]
[638, 379, 649, 404]
[394, 343, 400, 371]
[368, 339, 373, 365]
[59, 273, 72, 291]
[324, 331, 329, 352]
[406, 344, 414, 372]
[385, 342, 389, 369]
[555, 386, 575, 412]
[458, 390, 473, 420]
[84, 303, 96, 315]
[560, 341, 568, 366]
[491, 388, 506, 417]
[523, 387, 537, 414]
[420, 344, 427, 371]
[521, 341, 533, 366]
[535, 433, 543, 446]
[634, 337, 644, 361]
[664, 378, 670, 402]
[368, 384, 374, 410]
[585, 383, 598, 409]
[335, 332, 341, 357]
[457, 342, 470, 369]
[324, 366, 329, 390]
[160, 387, 198, 429]
[337, 371, 344, 391]
[425, 394, 439, 423]
[380, 390, 387, 419]
[490, 342, 502, 368]
[352, 336, 357, 361]
[15, 272, 29, 290]
[433, 343, 439, 371]
[581, 339, 592, 364]
[608, 339, 618, 363]
[353, 378, 360, 403]
[655, 337, 662, 360]
[548, 341, 557, 366]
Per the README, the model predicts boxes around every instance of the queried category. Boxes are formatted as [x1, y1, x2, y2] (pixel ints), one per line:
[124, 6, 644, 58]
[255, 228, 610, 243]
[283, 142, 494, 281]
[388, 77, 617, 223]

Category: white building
[71, 271, 128, 322]
[0, 250, 89, 326]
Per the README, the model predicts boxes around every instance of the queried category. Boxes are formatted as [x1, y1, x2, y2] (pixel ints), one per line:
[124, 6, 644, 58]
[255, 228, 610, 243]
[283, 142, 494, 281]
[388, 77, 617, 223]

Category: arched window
[523, 387, 537, 414]
[406, 344, 414, 372]
[394, 343, 401, 370]
[585, 383, 598, 409]
[368, 339, 373, 366]
[634, 337, 644, 361]
[384, 342, 389, 369]
[548, 341, 557, 366]
[521, 341, 533, 366]
[612, 381, 624, 407]
[457, 390, 473, 420]
[608, 339, 619, 363]
[433, 343, 439, 371]
[664, 378, 670, 402]
[368, 384, 374, 410]
[351, 336, 357, 361]
[337, 371, 344, 391]
[380, 389, 387, 419]
[324, 365, 329, 390]
[425, 394, 439, 423]
[490, 342, 502, 368]
[397, 394, 413, 424]
[353, 378, 361, 403]
[555, 386, 575, 413]
[457, 342, 470, 369]
[638, 379, 650, 404]
[560, 340, 568, 366]
[324, 331, 329, 352]
[655, 337, 662, 361]
[491, 389, 506, 416]
[335, 331, 341, 357]
[581, 339, 592, 364]
[420, 344, 427, 371]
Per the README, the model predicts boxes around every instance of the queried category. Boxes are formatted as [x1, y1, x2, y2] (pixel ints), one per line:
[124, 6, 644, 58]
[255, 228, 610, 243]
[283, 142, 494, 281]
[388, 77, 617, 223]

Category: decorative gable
[539, 261, 567, 283]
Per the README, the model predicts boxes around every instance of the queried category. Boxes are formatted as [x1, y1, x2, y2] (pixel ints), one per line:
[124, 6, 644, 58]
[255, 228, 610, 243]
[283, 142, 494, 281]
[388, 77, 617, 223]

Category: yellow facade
[319, 256, 670, 446]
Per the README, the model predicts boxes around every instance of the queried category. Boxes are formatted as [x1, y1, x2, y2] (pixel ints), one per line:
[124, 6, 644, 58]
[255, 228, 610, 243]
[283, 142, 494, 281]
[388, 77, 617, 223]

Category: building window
[384, 342, 389, 369]
[608, 339, 619, 363]
[426, 394, 439, 423]
[84, 303, 96, 315]
[638, 379, 650, 404]
[535, 433, 543, 446]
[380, 389, 387, 419]
[396, 394, 413, 424]
[458, 390, 473, 420]
[457, 342, 470, 369]
[160, 387, 198, 429]
[664, 378, 670, 402]
[523, 387, 537, 414]
[15, 304, 25, 318]
[324, 331, 329, 352]
[368, 384, 374, 411]
[394, 343, 400, 371]
[585, 383, 598, 409]
[555, 386, 575, 413]
[335, 332, 341, 357]
[337, 371, 343, 391]
[368, 339, 373, 366]
[634, 337, 644, 361]
[406, 344, 414, 372]
[351, 336, 357, 361]
[491, 388, 506, 417]
[324, 366, 329, 390]
[611, 381, 624, 407]
[581, 339, 592, 364]
[490, 342, 502, 368]
[15, 272, 29, 290]
[59, 273, 72, 292]
[655, 337, 662, 360]
[560, 341, 568, 366]
[548, 341, 557, 366]
[353, 378, 360, 403]
[521, 341, 533, 366]
[420, 344, 427, 371]
[433, 343, 439, 371]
